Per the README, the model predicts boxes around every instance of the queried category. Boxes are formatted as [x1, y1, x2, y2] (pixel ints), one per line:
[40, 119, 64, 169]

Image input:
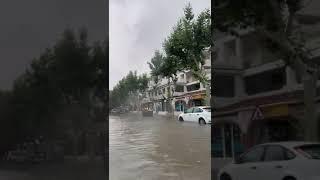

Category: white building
[141, 50, 211, 114]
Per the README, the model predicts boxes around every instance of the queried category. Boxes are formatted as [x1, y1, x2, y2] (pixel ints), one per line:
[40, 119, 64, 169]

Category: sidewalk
[0, 157, 106, 180]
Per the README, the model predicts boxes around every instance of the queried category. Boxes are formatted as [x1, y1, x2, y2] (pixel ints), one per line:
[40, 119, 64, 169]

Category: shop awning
[191, 93, 206, 100]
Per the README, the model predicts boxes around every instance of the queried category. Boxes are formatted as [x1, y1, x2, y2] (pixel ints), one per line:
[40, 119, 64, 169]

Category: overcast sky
[109, 0, 210, 90]
[0, 0, 107, 90]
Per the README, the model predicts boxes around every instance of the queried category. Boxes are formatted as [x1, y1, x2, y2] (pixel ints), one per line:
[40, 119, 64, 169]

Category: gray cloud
[0, 0, 107, 90]
[109, 0, 210, 89]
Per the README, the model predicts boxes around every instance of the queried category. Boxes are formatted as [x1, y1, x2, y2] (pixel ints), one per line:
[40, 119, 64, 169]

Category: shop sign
[192, 94, 205, 100]
[263, 104, 289, 118]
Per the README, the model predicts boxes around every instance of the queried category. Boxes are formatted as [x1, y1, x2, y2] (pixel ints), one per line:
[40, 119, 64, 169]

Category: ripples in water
[109, 114, 210, 180]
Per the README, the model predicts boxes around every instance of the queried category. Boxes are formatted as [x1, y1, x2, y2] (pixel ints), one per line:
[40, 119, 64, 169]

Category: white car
[218, 141, 320, 180]
[178, 106, 211, 124]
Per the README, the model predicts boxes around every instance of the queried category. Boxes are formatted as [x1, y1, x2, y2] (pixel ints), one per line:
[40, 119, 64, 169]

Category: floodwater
[109, 113, 211, 180]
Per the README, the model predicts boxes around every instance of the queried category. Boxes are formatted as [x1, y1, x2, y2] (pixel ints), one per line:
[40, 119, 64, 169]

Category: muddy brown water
[109, 113, 211, 180]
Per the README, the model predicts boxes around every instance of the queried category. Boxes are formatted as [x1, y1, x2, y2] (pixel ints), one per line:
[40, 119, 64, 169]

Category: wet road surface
[109, 113, 211, 180]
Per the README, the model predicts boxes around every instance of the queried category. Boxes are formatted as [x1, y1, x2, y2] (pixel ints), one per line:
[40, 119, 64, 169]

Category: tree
[6, 28, 108, 155]
[162, 3, 211, 106]
[215, 0, 319, 141]
[148, 50, 164, 84]
[109, 71, 149, 109]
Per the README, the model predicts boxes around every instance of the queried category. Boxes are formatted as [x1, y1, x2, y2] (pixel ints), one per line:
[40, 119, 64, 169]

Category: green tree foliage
[109, 71, 149, 109]
[148, 50, 165, 84]
[3, 28, 107, 143]
[163, 3, 211, 76]
[148, 3, 211, 107]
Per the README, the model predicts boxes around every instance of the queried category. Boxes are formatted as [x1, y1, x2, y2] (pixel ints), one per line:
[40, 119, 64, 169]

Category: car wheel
[179, 117, 184, 121]
[199, 118, 206, 125]
[283, 176, 296, 180]
[220, 173, 232, 180]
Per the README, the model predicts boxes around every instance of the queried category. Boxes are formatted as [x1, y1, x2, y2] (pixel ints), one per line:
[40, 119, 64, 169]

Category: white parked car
[178, 106, 211, 124]
[218, 141, 320, 180]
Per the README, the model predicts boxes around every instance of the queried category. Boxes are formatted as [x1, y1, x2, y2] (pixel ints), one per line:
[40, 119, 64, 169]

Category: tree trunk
[166, 80, 175, 119]
[303, 72, 318, 141]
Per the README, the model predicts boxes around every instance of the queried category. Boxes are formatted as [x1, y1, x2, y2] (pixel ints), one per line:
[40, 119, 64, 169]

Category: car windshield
[203, 108, 211, 112]
[295, 144, 320, 159]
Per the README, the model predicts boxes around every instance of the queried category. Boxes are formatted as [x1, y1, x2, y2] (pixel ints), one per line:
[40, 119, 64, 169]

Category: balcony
[186, 81, 205, 93]
[176, 79, 186, 85]
[173, 91, 185, 97]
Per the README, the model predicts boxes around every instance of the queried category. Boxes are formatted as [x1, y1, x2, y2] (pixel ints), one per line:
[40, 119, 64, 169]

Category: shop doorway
[175, 100, 186, 112]
[188, 99, 204, 107]
[212, 123, 244, 158]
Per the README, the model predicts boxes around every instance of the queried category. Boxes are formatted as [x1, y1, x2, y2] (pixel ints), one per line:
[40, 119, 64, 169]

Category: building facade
[141, 51, 211, 115]
[212, 13, 320, 159]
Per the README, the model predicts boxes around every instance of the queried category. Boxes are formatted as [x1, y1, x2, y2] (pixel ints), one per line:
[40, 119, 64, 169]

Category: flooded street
[109, 113, 211, 180]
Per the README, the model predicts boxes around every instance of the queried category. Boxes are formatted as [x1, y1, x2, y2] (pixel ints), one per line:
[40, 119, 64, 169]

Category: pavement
[0, 157, 106, 180]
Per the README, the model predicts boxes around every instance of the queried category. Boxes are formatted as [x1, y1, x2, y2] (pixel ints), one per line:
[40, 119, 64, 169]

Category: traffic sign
[251, 106, 264, 121]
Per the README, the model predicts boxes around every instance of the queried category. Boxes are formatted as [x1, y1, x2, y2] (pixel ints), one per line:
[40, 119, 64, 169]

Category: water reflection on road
[109, 113, 211, 180]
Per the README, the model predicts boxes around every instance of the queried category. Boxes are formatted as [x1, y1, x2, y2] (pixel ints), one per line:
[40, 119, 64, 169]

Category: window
[175, 85, 184, 92]
[240, 146, 264, 163]
[194, 108, 203, 113]
[185, 108, 194, 113]
[264, 146, 285, 161]
[214, 75, 235, 97]
[187, 83, 201, 92]
[245, 68, 286, 95]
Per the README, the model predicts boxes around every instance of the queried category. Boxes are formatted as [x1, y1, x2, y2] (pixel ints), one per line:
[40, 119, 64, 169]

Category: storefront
[153, 99, 166, 112]
[212, 115, 245, 158]
[245, 104, 302, 147]
[187, 93, 206, 107]
[213, 103, 301, 158]
[175, 100, 187, 112]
